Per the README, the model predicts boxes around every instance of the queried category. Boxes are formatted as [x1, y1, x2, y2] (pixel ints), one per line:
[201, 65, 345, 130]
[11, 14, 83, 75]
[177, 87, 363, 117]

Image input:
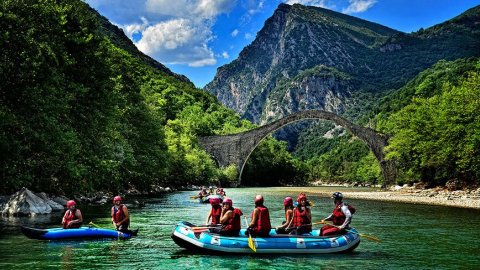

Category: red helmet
[297, 193, 307, 203]
[66, 200, 76, 207]
[210, 197, 221, 205]
[113, 196, 122, 202]
[254, 195, 264, 204]
[284, 197, 293, 206]
[222, 198, 232, 207]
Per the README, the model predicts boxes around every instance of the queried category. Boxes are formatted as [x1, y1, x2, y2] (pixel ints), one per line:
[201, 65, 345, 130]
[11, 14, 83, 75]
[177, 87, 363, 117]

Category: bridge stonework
[198, 110, 396, 187]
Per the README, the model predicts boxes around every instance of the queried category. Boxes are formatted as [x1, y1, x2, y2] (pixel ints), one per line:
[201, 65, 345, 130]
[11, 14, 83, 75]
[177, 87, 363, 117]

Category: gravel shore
[288, 186, 480, 209]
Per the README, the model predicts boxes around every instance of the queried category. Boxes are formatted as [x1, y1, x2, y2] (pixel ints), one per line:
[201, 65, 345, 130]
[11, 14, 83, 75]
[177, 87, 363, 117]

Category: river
[0, 187, 479, 269]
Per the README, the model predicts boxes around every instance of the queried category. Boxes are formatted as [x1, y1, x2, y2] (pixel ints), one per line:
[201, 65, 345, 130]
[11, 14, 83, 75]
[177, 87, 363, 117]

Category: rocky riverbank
[290, 184, 480, 209]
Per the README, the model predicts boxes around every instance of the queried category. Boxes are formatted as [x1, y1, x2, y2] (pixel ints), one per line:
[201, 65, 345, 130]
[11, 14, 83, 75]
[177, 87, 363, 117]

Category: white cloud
[136, 18, 216, 67]
[231, 29, 239, 37]
[244, 33, 254, 39]
[145, 0, 236, 21]
[123, 17, 149, 38]
[284, 0, 328, 7]
[126, 0, 237, 67]
[246, 0, 265, 15]
[342, 0, 377, 14]
[222, 51, 229, 59]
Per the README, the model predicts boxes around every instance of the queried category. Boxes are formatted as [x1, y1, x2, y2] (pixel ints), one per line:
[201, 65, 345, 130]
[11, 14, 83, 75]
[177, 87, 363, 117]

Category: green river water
[0, 187, 479, 270]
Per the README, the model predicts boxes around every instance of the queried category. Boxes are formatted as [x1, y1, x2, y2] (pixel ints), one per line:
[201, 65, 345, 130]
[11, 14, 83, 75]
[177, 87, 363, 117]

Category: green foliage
[383, 67, 480, 184]
[243, 137, 308, 186]
[0, 0, 253, 194]
[305, 136, 382, 185]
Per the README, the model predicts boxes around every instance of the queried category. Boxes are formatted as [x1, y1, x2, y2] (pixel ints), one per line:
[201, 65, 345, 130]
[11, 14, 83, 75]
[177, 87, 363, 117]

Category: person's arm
[321, 212, 334, 223]
[62, 211, 68, 224]
[220, 210, 232, 224]
[111, 207, 116, 227]
[206, 209, 212, 224]
[339, 205, 352, 229]
[74, 210, 83, 224]
[249, 208, 259, 228]
[278, 210, 293, 229]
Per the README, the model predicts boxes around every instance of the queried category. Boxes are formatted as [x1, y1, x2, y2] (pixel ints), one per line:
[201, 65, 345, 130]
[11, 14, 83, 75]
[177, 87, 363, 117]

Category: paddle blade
[248, 235, 256, 252]
[360, 233, 381, 242]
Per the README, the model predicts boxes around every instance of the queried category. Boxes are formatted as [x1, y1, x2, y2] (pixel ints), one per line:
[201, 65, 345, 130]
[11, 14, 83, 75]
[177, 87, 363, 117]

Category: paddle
[244, 216, 256, 252]
[190, 195, 201, 199]
[313, 221, 381, 242]
[88, 221, 101, 228]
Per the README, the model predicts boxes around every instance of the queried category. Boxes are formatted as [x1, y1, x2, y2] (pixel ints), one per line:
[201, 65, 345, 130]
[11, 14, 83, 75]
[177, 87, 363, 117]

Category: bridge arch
[198, 110, 395, 187]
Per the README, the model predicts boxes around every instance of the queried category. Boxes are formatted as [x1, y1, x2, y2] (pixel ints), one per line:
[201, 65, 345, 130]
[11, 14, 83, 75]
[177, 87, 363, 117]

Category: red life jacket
[112, 204, 129, 226]
[223, 208, 243, 232]
[63, 209, 77, 228]
[292, 207, 311, 227]
[251, 206, 271, 235]
[211, 205, 222, 224]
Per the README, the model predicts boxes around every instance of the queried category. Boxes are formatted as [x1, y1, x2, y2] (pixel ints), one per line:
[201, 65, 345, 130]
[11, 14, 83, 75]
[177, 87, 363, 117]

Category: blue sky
[85, 0, 480, 88]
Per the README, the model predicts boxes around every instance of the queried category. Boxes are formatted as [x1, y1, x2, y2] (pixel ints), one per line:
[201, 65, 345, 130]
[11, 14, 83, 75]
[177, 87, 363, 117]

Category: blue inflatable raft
[21, 226, 137, 240]
[171, 222, 360, 254]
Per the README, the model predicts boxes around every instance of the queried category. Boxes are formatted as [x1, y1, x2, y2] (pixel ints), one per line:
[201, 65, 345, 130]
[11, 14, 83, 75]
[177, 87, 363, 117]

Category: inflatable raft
[21, 226, 137, 240]
[199, 195, 223, 204]
[171, 222, 360, 254]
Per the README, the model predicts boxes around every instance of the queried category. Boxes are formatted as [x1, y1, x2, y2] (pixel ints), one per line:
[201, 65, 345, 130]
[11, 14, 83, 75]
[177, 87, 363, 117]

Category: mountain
[204, 4, 480, 124]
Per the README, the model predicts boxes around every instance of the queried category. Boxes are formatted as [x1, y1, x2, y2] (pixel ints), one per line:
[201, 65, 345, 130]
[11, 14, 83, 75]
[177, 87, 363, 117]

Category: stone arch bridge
[198, 110, 395, 187]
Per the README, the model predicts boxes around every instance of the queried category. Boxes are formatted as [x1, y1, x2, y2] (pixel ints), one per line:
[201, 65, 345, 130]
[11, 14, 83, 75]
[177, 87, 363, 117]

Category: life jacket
[211, 205, 222, 224]
[292, 207, 311, 227]
[112, 204, 129, 227]
[223, 208, 243, 233]
[63, 209, 77, 228]
[251, 206, 271, 235]
[332, 202, 355, 225]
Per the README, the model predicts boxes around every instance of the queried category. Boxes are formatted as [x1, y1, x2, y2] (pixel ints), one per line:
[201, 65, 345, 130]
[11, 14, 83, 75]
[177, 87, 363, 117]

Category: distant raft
[21, 226, 136, 240]
[171, 222, 360, 254]
[199, 194, 223, 204]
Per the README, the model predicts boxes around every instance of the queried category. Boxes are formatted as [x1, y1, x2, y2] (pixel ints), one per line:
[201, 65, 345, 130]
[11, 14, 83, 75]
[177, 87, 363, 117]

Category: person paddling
[275, 197, 294, 234]
[206, 197, 222, 225]
[286, 193, 312, 235]
[111, 196, 131, 232]
[320, 192, 353, 236]
[247, 195, 271, 237]
[210, 198, 243, 236]
[62, 200, 83, 229]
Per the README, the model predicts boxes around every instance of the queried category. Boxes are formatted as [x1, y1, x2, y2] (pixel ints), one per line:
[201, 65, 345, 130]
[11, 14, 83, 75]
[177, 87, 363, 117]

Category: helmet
[210, 197, 221, 205]
[254, 195, 264, 204]
[113, 196, 122, 202]
[284, 197, 293, 206]
[66, 200, 76, 207]
[222, 198, 233, 207]
[297, 193, 307, 203]
[332, 192, 343, 200]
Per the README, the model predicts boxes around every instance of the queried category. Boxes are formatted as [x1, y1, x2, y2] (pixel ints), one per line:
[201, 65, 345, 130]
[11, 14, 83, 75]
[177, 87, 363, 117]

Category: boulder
[2, 188, 53, 216]
[35, 192, 64, 211]
[51, 196, 69, 207]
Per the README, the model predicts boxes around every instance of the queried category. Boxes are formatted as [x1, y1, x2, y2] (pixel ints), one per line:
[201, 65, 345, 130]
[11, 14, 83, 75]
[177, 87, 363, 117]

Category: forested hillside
[0, 0, 305, 195]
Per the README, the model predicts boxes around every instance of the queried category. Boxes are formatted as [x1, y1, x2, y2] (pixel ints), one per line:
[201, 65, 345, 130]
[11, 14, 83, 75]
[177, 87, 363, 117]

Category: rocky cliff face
[205, 4, 480, 124]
